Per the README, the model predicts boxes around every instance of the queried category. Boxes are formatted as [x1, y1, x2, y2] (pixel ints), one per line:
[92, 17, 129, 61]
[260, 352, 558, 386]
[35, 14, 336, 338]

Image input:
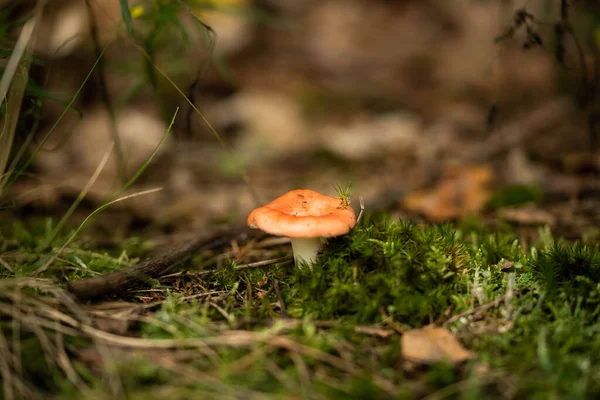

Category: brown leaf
[403, 164, 493, 221]
[497, 205, 556, 226]
[401, 325, 473, 365]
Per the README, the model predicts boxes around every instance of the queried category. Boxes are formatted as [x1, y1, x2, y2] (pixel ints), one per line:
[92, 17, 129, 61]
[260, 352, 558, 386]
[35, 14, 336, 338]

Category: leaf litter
[401, 325, 473, 365]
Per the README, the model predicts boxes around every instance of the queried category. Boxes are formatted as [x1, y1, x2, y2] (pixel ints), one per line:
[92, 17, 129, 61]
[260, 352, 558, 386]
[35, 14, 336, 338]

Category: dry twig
[67, 225, 251, 301]
[234, 256, 294, 270]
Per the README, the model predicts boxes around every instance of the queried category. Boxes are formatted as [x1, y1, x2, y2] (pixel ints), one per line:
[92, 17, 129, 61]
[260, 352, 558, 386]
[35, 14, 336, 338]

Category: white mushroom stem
[290, 237, 323, 267]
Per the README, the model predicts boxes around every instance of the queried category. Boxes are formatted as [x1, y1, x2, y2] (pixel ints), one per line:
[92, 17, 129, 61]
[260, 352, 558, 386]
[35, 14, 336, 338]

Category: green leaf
[119, 0, 134, 37]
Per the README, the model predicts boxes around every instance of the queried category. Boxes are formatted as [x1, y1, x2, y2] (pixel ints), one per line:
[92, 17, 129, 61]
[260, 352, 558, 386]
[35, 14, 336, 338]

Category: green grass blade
[40, 142, 114, 250]
[119, 0, 134, 37]
[35, 108, 179, 272]
[34, 187, 163, 276]
[39, 107, 178, 253]
[112, 107, 178, 197]
[4, 43, 109, 191]
[0, 0, 47, 198]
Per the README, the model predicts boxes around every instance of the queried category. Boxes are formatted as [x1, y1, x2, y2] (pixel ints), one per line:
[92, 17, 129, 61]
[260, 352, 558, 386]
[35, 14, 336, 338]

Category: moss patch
[2, 213, 600, 398]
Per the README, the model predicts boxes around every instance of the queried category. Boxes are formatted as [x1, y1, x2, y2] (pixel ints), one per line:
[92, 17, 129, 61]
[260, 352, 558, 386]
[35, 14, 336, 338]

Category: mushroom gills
[290, 237, 324, 267]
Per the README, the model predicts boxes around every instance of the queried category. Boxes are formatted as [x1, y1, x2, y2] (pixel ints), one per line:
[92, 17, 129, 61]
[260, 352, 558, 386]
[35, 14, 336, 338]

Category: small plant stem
[356, 196, 365, 224]
[84, 0, 127, 183]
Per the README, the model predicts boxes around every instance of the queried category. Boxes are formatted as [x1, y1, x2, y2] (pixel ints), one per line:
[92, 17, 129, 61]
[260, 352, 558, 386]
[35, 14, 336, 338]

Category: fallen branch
[67, 225, 251, 301]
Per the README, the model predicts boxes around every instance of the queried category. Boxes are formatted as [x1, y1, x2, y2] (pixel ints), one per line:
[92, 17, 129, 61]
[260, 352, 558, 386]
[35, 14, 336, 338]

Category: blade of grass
[40, 141, 115, 249]
[34, 187, 163, 276]
[34, 108, 178, 274]
[0, 0, 47, 198]
[178, 0, 216, 138]
[4, 42, 111, 192]
[0, 86, 19, 198]
[43, 105, 174, 247]
[6, 110, 41, 175]
[3, 38, 85, 188]
[84, 0, 126, 183]
[37, 106, 175, 252]
[119, 0, 134, 37]
[109, 107, 177, 199]
[0, 0, 46, 108]
[85, 1, 263, 205]
[130, 41, 264, 205]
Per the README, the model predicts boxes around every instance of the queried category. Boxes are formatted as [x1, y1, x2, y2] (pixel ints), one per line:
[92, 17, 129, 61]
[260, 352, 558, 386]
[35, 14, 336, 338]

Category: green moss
[0, 216, 142, 281]
[4, 212, 600, 398]
[292, 219, 489, 325]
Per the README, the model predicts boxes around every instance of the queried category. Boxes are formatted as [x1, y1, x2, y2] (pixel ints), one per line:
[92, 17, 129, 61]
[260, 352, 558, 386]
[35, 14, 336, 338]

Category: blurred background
[2, 0, 600, 240]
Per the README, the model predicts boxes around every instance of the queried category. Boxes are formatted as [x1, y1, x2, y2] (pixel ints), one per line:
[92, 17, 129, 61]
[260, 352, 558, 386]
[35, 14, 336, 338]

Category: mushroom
[247, 189, 357, 266]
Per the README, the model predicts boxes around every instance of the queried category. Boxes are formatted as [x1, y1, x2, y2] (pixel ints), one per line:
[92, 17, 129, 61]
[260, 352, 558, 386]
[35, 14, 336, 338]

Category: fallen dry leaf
[401, 325, 473, 365]
[497, 205, 556, 227]
[403, 164, 493, 221]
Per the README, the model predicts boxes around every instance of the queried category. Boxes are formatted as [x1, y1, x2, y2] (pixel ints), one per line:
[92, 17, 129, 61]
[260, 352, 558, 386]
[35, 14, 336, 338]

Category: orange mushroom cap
[247, 189, 357, 238]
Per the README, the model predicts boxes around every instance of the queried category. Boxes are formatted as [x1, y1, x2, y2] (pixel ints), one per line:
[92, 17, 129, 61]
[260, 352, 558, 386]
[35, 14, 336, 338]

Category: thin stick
[83, 0, 126, 182]
[356, 196, 365, 225]
[380, 306, 406, 334]
[129, 41, 264, 206]
[234, 256, 293, 270]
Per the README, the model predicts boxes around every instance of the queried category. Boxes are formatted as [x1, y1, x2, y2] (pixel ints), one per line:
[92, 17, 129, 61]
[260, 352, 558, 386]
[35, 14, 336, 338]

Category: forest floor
[2, 182, 600, 399]
[3, 1, 600, 399]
